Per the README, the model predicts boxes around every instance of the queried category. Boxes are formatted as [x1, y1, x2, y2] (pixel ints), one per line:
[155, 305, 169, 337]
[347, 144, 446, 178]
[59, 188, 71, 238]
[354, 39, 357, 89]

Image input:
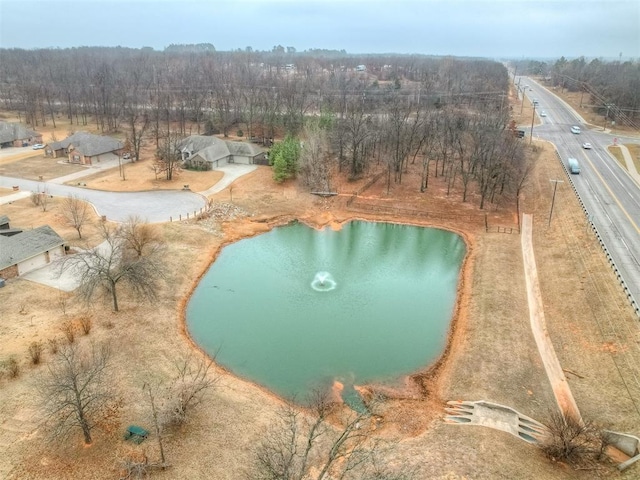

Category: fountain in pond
[311, 271, 337, 292]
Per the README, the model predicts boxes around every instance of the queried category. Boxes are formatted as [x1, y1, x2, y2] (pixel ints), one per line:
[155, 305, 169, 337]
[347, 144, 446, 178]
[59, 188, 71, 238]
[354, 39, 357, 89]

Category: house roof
[226, 141, 262, 157]
[47, 132, 123, 157]
[178, 135, 262, 164]
[0, 121, 39, 144]
[0, 214, 9, 227]
[0, 225, 65, 271]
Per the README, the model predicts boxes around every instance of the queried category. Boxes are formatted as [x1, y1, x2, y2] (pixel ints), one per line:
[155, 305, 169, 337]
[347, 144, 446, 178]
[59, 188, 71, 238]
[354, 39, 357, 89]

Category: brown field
[65, 158, 225, 193]
[1, 108, 640, 479]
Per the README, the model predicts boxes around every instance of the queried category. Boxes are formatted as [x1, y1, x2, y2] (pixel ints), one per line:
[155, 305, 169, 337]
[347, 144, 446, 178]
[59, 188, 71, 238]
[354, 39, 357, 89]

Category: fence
[554, 149, 640, 318]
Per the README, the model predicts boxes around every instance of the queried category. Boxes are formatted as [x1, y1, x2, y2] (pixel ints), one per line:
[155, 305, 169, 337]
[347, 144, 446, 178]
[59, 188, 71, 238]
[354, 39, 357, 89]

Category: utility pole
[548, 179, 564, 226]
[529, 103, 536, 145]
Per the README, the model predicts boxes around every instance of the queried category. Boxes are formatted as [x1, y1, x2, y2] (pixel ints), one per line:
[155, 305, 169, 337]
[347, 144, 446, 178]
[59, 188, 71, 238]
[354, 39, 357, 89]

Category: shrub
[48, 338, 60, 354]
[3, 357, 20, 378]
[78, 315, 92, 335]
[237, 129, 244, 137]
[61, 321, 76, 344]
[28, 341, 44, 365]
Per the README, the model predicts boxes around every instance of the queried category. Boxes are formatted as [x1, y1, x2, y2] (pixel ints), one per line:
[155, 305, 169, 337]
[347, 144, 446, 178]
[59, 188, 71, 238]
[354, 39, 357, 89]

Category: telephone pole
[548, 179, 564, 226]
[530, 103, 536, 144]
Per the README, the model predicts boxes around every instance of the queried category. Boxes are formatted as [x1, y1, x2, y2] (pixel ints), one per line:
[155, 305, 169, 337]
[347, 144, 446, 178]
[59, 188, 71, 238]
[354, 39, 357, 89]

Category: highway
[515, 75, 640, 316]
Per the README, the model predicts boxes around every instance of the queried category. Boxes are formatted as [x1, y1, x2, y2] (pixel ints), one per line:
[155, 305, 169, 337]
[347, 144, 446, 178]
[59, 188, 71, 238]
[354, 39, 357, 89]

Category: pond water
[186, 221, 466, 402]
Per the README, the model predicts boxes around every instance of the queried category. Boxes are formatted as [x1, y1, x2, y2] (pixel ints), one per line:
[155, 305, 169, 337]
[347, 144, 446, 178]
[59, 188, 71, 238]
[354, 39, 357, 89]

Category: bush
[540, 412, 608, 469]
[237, 129, 244, 137]
[60, 320, 76, 344]
[2, 357, 20, 378]
[28, 341, 44, 365]
[48, 338, 59, 354]
[78, 315, 92, 335]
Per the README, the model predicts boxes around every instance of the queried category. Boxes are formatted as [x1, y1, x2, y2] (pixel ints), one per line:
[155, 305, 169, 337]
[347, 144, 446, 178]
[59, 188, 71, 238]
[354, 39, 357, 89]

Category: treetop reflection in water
[187, 221, 466, 401]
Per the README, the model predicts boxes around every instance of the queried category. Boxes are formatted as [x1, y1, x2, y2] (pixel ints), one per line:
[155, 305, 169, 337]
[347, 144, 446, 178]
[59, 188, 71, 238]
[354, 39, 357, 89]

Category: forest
[0, 46, 527, 209]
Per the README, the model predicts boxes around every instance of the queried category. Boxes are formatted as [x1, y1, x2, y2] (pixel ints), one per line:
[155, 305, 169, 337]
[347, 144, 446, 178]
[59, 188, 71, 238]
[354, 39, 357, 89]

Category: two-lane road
[516, 75, 640, 315]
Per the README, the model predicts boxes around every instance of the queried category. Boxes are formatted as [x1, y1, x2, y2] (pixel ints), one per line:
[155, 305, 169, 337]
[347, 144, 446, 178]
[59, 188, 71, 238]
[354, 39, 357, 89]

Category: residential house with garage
[45, 131, 123, 165]
[178, 135, 266, 170]
[0, 121, 42, 148]
[0, 224, 66, 279]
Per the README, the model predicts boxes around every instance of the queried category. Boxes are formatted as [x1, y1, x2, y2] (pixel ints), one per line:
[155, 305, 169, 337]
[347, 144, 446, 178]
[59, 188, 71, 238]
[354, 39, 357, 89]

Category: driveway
[4, 160, 257, 290]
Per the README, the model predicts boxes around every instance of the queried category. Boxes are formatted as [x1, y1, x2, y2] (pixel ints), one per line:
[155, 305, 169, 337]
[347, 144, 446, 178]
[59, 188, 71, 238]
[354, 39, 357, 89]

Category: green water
[186, 221, 466, 401]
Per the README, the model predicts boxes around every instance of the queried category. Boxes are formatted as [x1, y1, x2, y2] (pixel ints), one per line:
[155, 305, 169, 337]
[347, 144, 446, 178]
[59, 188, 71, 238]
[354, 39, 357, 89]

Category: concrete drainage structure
[444, 400, 547, 444]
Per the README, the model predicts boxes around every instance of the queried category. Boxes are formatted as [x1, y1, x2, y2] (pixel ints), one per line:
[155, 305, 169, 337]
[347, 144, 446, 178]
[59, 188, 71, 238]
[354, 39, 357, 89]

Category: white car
[582, 143, 592, 150]
[32, 143, 44, 149]
[571, 126, 581, 134]
[540, 111, 547, 117]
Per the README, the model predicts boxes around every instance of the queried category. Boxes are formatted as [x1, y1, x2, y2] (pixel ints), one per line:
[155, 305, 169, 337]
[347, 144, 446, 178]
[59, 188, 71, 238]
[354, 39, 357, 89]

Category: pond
[186, 220, 466, 403]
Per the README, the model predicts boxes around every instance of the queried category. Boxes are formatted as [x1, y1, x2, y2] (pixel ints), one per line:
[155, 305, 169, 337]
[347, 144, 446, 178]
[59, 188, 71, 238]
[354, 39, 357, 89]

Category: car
[540, 111, 547, 117]
[582, 143, 592, 149]
[122, 153, 131, 159]
[32, 143, 44, 149]
[571, 126, 581, 134]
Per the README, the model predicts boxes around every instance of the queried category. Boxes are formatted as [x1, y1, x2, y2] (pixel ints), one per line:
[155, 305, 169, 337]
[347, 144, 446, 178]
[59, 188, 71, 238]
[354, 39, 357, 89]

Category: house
[45, 131, 123, 165]
[0, 225, 65, 279]
[0, 215, 9, 230]
[0, 121, 42, 148]
[178, 135, 266, 170]
[356, 65, 366, 72]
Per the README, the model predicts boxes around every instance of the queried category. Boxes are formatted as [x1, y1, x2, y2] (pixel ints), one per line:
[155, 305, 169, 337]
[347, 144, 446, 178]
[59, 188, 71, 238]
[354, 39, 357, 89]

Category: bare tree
[119, 215, 161, 258]
[160, 353, 219, 428]
[37, 342, 115, 445]
[155, 131, 183, 181]
[298, 122, 332, 192]
[62, 221, 166, 312]
[61, 194, 91, 239]
[252, 391, 414, 480]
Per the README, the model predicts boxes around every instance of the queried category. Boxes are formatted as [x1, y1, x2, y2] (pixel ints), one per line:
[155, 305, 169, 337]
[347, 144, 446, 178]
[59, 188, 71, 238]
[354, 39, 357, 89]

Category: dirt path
[521, 213, 582, 423]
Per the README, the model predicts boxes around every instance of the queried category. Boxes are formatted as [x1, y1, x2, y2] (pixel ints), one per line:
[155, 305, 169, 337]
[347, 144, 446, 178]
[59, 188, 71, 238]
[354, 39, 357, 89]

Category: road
[0, 175, 206, 223]
[516, 75, 640, 316]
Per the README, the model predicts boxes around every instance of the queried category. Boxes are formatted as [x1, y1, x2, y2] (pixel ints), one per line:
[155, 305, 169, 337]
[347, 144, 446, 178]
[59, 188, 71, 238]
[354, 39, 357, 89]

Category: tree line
[512, 56, 640, 126]
[0, 46, 529, 208]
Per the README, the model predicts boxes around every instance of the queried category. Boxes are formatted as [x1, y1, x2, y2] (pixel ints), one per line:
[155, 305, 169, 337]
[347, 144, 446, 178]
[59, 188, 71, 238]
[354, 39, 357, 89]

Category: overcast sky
[0, 0, 638, 59]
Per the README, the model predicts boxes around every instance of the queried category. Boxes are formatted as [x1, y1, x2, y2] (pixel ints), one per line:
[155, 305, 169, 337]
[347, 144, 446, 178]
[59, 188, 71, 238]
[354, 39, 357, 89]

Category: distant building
[0, 121, 42, 148]
[178, 135, 266, 170]
[45, 132, 123, 165]
[356, 65, 366, 72]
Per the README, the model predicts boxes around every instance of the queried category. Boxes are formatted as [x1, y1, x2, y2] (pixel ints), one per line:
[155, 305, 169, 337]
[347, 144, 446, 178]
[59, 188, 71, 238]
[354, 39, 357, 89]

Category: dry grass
[67, 158, 224, 193]
[1, 118, 639, 478]
[0, 154, 87, 181]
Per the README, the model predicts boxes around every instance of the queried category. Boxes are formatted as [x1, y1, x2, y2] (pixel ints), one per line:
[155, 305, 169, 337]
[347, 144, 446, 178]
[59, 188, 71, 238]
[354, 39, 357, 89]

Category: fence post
[484, 213, 488, 233]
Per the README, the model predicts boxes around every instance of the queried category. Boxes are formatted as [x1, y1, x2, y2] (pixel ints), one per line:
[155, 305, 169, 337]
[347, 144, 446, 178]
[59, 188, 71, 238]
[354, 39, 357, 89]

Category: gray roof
[0, 215, 9, 226]
[0, 225, 64, 271]
[178, 135, 262, 164]
[0, 121, 39, 144]
[47, 131, 123, 157]
[226, 141, 262, 157]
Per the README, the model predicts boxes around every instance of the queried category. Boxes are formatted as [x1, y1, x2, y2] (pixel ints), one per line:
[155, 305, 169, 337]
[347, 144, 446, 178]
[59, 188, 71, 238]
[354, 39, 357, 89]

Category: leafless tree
[119, 215, 161, 258]
[252, 391, 414, 480]
[62, 221, 166, 312]
[155, 131, 183, 181]
[61, 194, 91, 239]
[160, 353, 219, 429]
[298, 122, 332, 192]
[36, 342, 115, 445]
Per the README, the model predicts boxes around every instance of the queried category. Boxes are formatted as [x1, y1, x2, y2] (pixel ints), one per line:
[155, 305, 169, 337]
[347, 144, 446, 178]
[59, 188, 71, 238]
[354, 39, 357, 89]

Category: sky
[0, 0, 638, 59]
